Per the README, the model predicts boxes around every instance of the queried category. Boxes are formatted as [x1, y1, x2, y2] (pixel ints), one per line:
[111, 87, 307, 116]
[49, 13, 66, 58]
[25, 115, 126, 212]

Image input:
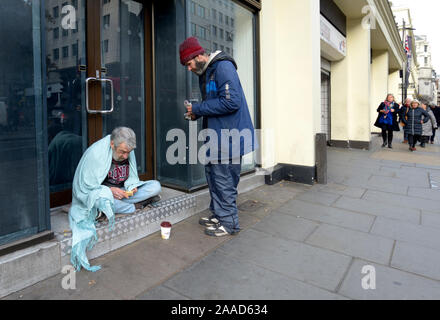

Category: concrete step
[0, 172, 265, 298]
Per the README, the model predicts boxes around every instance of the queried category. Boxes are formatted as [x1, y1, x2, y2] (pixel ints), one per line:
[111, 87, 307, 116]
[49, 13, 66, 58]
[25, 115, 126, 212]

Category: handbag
[400, 107, 409, 127]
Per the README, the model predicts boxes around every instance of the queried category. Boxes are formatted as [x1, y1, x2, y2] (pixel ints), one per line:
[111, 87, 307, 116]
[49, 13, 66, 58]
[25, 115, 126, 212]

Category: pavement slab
[277, 199, 375, 232]
[332, 196, 420, 224]
[339, 259, 440, 300]
[251, 211, 319, 242]
[155, 250, 348, 300]
[306, 224, 394, 265]
[362, 190, 440, 213]
[217, 228, 352, 292]
[391, 241, 440, 281]
[370, 217, 440, 251]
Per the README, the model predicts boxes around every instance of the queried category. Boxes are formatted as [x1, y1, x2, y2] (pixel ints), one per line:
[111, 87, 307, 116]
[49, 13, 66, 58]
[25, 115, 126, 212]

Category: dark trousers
[205, 158, 242, 233]
[432, 128, 437, 142]
[408, 134, 421, 148]
[381, 127, 393, 145]
[421, 136, 429, 145]
[403, 130, 408, 141]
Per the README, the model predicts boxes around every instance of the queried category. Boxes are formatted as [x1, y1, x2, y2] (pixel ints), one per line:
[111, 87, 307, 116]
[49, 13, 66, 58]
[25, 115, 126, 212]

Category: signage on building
[320, 15, 346, 57]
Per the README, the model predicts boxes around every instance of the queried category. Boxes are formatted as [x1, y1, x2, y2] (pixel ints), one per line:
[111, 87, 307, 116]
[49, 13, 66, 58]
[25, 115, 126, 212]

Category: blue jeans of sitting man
[205, 158, 242, 234]
[113, 180, 161, 214]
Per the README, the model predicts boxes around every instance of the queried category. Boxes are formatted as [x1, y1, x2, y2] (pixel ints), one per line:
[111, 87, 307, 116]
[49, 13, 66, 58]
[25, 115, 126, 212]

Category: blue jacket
[192, 52, 257, 161]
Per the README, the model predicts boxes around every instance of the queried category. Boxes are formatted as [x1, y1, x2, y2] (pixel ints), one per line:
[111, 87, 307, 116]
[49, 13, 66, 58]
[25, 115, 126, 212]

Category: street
[4, 133, 440, 300]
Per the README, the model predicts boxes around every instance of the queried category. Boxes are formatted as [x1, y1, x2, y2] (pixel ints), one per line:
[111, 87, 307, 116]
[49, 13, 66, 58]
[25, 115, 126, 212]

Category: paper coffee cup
[160, 221, 172, 240]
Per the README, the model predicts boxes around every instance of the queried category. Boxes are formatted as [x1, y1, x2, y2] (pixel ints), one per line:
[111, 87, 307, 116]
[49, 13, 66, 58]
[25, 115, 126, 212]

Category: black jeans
[432, 128, 437, 142]
[421, 136, 429, 145]
[381, 126, 393, 145]
[408, 134, 421, 148]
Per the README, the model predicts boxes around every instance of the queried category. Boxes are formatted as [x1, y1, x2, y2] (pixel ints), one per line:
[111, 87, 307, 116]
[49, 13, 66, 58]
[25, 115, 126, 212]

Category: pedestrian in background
[374, 94, 400, 149]
[402, 100, 430, 152]
[430, 105, 440, 144]
[420, 103, 438, 148]
[399, 98, 412, 143]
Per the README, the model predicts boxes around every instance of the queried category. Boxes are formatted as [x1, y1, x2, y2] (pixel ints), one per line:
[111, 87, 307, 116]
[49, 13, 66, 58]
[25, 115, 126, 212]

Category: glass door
[100, 0, 153, 178]
[47, 0, 153, 207]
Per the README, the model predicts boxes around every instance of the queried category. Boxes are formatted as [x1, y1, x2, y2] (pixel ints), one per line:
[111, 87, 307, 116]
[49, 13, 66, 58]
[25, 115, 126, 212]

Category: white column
[331, 18, 372, 145]
[371, 50, 389, 133]
[260, 0, 321, 169]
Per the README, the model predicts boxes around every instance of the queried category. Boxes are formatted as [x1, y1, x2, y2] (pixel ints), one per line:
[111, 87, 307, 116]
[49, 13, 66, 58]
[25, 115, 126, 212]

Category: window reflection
[45, 0, 87, 192]
[155, 0, 257, 190]
[0, 0, 48, 245]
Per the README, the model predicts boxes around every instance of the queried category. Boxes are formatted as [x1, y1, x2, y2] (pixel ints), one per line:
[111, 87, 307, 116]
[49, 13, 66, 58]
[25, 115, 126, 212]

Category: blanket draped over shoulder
[68, 135, 147, 271]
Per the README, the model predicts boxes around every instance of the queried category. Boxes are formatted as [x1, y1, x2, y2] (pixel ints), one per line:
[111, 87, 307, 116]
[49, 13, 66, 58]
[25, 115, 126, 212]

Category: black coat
[432, 107, 440, 125]
[374, 102, 400, 131]
[402, 107, 430, 135]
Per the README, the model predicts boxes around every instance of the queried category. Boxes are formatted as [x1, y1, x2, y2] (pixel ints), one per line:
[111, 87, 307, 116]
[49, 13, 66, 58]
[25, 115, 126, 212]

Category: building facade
[415, 35, 437, 104]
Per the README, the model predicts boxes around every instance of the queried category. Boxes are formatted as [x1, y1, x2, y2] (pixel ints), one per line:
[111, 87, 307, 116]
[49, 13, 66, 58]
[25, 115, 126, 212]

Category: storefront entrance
[47, 0, 154, 207]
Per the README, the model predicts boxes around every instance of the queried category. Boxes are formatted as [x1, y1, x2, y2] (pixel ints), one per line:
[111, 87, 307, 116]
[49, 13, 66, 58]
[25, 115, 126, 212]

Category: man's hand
[186, 104, 192, 113]
[110, 187, 129, 200]
[185, 112, 197, 121]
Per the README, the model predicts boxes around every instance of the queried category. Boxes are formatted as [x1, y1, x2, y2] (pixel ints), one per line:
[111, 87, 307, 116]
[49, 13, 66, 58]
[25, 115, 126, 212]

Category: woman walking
[430, 105, 440, 144]
[399, 98, 412, 143]
[420, 104, 438, 148]
[374, 94, 400, 149]
[402, 100, 430, 152]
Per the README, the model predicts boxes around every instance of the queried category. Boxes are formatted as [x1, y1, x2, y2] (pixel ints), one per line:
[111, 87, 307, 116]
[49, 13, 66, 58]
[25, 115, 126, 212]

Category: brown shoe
[403, 140, 408, 143]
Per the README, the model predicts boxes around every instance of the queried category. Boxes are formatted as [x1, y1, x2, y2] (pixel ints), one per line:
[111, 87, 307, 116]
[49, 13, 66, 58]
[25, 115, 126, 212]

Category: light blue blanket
[68, 135, 147, 271]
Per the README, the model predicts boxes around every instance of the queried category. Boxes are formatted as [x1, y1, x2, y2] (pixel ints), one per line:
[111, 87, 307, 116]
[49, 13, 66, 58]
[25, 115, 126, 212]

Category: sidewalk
[4, 133, 440, 300]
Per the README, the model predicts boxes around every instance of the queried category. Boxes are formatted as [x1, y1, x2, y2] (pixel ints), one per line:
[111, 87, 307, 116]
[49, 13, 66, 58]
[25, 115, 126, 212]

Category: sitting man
[69, 127, 161, 272]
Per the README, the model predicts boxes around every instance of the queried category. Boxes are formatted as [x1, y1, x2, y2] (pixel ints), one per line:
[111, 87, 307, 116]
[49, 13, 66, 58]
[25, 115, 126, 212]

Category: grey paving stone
[339, 259, 440, 300]
[332, 196, 420, 224]
[137, 285, 190, 300]
[218, 229, 352, 291]
[363, 190, 440, 213]
[306, 224, 394, 265]
[312, 183, 366, 199]
[294, 191, 341, 206]
[391, 241, 440, 280]
[277, 199, 374, 232]
[408, 187, 440, 201]
[370, 217, 440, 251]
[416, 163, 440, 170]
[342, 176, 408, 195]
[163, 250, 347, 300]
[379, 166, 429, 181]
[369, 175, 430, 189]
[251, 212, 319, 242]
[421, 211, 440, 229]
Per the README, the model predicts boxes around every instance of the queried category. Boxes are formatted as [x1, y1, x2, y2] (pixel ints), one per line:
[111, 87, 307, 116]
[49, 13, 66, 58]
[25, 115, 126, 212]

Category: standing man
[179, 37, 256, 237]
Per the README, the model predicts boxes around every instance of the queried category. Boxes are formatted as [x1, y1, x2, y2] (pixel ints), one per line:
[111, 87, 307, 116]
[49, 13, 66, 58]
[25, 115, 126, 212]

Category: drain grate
[238, 200, 266, 212]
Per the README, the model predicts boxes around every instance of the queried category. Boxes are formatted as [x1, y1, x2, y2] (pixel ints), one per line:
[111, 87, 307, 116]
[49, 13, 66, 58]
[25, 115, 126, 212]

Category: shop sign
[320, 15, 346, 57]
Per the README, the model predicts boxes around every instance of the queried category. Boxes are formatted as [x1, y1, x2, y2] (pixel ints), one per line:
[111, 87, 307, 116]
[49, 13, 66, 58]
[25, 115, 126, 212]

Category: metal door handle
[85, 77, 114, 114]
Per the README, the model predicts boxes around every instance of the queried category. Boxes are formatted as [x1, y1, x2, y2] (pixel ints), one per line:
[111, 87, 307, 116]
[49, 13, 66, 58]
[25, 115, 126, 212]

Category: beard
[112, 149, 123, 162]
[193, 60, 207, 75]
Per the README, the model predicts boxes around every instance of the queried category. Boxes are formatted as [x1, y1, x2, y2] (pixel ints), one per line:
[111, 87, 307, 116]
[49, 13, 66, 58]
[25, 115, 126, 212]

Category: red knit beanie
[179, 37, 205, 65]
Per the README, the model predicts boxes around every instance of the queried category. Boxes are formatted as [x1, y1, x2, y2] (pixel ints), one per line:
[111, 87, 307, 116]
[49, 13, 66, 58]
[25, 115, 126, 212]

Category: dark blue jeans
[205, 158, 242, 233]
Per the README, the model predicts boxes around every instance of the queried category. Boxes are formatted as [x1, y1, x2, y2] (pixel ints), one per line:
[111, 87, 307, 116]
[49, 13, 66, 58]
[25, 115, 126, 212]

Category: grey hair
[111, 127, 137, 149]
